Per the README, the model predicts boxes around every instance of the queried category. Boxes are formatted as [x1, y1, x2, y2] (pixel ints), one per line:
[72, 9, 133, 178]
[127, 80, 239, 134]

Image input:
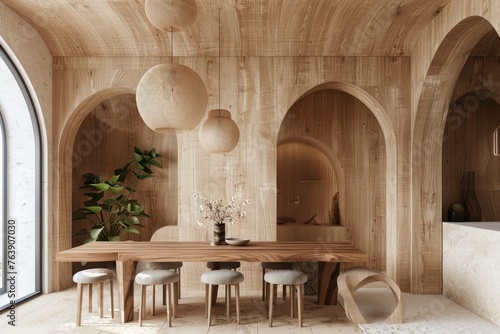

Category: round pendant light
[145, 0, 198, 32]
[199, 109, 240, 153]
[136, 63, 208, 133]
[198, 9, 240, 153]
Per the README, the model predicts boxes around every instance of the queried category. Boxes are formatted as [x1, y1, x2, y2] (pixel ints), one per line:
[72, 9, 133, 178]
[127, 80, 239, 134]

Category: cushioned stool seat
[72, 268, 115, 326]
[136, 261, 182, 305]
[135, 269, 180, 327]
[261, 262, 294, 301]
[201, 269, 244, 326]
[264, 269, 307, 327]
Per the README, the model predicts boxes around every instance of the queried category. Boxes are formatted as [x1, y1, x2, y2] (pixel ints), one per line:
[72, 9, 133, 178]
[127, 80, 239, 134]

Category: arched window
[0, 45, 42, 309]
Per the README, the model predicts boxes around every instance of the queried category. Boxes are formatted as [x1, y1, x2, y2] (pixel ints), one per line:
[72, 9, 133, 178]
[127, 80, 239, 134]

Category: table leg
[116, 259, 135, 323]
[317, 262, 340, 305]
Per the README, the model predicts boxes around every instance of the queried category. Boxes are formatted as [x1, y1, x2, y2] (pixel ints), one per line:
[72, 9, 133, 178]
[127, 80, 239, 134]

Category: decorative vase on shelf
[463, 171, 481, 221]
[211, 223, 226, 246]
[447, 203, 464, 222]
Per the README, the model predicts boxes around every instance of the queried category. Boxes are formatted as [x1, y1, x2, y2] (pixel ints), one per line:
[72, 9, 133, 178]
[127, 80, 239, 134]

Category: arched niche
[277, 88, 388, 269]
[71, 93, 178, 249]
[277, 139, 337, 225]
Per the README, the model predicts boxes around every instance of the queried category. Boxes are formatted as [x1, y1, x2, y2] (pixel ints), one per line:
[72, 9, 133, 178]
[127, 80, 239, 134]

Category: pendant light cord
[171, 26, 174, 92]
[218, 8, 221, 115]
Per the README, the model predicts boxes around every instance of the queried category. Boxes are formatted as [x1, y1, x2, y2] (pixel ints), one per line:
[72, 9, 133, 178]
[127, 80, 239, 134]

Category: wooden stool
[72, 268, 115, 326]
[135, 269, 180, 327]
[261, 262, 294, 301]
[136, 261, 183, 304]
[201, 269, 244, 326]
[264, 269, 307, 327]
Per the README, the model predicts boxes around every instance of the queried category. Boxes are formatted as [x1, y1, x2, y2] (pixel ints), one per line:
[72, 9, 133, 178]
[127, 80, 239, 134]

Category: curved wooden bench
[337, 267, 404, 324]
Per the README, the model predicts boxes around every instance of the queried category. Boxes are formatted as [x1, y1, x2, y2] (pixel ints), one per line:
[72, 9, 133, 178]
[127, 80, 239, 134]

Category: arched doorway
[277, 86, 392, 273]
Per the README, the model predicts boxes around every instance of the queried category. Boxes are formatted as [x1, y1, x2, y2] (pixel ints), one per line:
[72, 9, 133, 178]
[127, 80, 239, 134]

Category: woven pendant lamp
[198, 10, 240, 153]
[138, 0, 208, 133]
[199, 109, 240, 153]
[136, 63, 208, 133]
[144, 0, 198, 32]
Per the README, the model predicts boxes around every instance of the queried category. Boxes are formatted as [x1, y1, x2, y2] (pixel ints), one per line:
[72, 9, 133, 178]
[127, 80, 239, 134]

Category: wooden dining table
[56, 240, 367, 323]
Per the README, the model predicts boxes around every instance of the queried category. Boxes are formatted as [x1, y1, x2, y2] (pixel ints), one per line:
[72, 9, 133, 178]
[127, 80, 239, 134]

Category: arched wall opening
[278, 84, 396, 274]
[412, 16, 497, 293]
[55, 88, 179, 282]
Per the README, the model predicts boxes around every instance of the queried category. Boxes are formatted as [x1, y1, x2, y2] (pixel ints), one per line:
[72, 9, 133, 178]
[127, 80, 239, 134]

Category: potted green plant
[72, 147, 162, 243]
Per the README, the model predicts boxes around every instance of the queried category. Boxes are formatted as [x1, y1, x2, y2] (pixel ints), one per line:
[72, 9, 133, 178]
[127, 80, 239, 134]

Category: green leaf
[92, 183, 110, 191]
[150, 148, 157, 158]
[110, 185, 124, 195]
[82, 173, 96, 180]
[72, 210, 87, 220]
[90, 226, 105, 239]
[134, 152, 143, 162]
[147, 159, 162, 168]
[134, 146, 142, 155]
[73, 228, 89, 237]
[108, 174, 120, 186]
[122, 226, 140, 234]
[108, 236, 121, 241]
[128, 216, 140, 225]
[85, 206, 102, 214]
[83, 199, 98, 207]
[137, 173, 153, 180]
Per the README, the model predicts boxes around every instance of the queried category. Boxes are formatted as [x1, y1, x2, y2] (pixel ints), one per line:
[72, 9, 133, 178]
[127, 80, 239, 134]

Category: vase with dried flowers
[193, 194, 250, 245]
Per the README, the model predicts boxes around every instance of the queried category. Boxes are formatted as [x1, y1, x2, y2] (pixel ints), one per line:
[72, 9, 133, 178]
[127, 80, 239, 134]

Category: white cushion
[264, 269, 307, 285]
[135, 270, 179, 285]
[73, 268, 115, 284]
[201, 270, 244, 285]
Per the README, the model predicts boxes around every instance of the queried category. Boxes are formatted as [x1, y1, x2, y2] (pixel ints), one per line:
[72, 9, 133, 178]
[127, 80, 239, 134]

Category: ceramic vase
[447, 203, 464, 222]
[212, 223, 226, 246]
[463, 171, 481, 221]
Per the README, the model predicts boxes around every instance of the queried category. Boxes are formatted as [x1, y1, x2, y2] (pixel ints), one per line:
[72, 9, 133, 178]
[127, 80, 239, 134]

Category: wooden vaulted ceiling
[1, 0, 459, 58]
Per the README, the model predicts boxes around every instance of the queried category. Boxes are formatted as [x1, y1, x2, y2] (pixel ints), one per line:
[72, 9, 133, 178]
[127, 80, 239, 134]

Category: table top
[56, 241, 368, 263]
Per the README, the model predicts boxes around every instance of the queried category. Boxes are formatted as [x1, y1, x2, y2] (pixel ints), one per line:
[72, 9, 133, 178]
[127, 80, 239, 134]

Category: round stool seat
[135, 270, 179, 285]
[264, 269, 307, 285]
[73, 268, 115, 284]
[261, 262, 294, 270]
[206, 262, 241, 270]
[201, 269, 244, 285]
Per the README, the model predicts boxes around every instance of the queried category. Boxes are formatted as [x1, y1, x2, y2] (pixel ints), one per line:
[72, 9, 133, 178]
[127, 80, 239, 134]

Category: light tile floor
[0, 285, 361, 333]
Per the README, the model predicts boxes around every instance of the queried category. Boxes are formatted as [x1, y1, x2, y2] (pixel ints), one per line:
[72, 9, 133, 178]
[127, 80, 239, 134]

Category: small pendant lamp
[199, 10, 240, 153]
[137, 0, 208, 133]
